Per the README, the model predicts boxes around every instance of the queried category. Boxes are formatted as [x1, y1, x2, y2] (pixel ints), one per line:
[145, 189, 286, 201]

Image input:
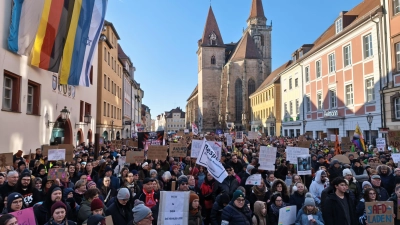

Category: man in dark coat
[105, 188, 134, 224]
[214, 165, 239, 199]
[322, 177, 358, 225]
[14, 169, 41, 207]
[133, 178, 159, 224]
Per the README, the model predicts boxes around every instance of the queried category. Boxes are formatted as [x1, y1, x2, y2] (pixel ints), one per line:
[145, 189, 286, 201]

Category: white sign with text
[259, 146, 277, 171]
[158, 191, 189, 225]
[285, 147, 309, 164]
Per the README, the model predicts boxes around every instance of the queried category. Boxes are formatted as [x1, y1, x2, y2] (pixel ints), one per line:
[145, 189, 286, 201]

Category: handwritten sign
[9, 207, 36, 225]
[147, 146, 168, 160]
[247, 131, 258, 140]
[47, 168, 68, 180]
[285, 147, 309, 164]
[259, 146, 277, 171]
[392, 153, 400, 163]
[365, 201, 393, 225]
[169, 143, 188, 158]
[191, 140, 221, 160]
[0, 153, 13, 167]
[278, 206, 297, 225]
[126, 151, 145, 163]
[376, 138, 386, 152]
[48, 149, 65, 161]
[388, 131, 400, 148]
[158, 191, 189, 225]
[245, 174, 262, 185]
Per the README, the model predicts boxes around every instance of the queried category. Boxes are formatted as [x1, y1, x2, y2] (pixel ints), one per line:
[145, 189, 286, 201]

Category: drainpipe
[300, 64, 305, 133]
[381, 3, 390, 135]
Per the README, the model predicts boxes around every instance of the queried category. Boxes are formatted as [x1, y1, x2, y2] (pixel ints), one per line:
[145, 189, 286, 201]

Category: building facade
[155, 113, 166, 131]
[97, 21, 123, 141]
[166, 107, 186, 133]
[186, 0, 272, 132]
[0, 0, 98, 153]
[141, 104, 151, 132]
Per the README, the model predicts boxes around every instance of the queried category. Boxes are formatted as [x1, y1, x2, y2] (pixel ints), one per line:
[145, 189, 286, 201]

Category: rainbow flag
[352, 124, 366, 152]
[60, 0, 108, 86]
[31, 0, 73, 72]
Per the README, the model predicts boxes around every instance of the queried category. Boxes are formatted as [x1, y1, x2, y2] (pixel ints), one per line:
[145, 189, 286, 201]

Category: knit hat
[142, 162, 149, 168]
[150, 169, 157, 176]
[20, 168, 31, 178]
[18, 160, 26, 168]
[143, 177, 154, 185]
[246, 165, 255, 172]
[132, 200, 152, 222]
[131, 170, 138, 175]
[117, 188, 130, 200]
[105, 166, 113, 173]
[342, 169, 352, 176]
[189, 192, 199, 205]
[7, 192, 23, 212]
[304, 193, 315, 207]
[87, 181, 96, 189]
[91, 198, 104, 211]
[171, 165, 179, 171]
[51, 201, 67, 216]
[317, 155, 324, 160]
[362, 181, 372, 189]
[63, 188, 74, 197]
[232, 190, 245, 202]
[177, 176, 188, 185]
[87, 214, 105, 225]
[219, 193, 230, 205]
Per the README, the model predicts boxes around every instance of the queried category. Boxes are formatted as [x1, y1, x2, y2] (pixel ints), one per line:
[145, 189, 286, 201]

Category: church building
[186, 0, 272, 132]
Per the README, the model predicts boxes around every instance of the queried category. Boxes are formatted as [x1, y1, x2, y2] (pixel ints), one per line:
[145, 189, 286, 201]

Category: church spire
[199, 6, 224, 47]
[248, 0, 266, 20]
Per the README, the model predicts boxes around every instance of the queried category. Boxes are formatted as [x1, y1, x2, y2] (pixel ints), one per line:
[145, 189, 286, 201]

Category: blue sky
[106, 0, 362, 118]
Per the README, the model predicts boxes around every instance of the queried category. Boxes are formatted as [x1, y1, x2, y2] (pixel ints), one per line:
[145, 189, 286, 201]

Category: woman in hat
[130, 200, 153, 225]
[252, 201, 267, 225]
[294, 193, 324, 225]
[248, 179, 270, 211]
[188, 192, 202, 225]
[44, 201, 76, 225]
[221, 190, 252, 225]
[0, 214, 17, 225]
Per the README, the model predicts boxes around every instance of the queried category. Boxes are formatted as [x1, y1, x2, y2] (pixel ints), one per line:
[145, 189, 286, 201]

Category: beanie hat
[232, 190, 245, 202]
[117, 188, 130, 200]
[189, 192, 199, 204]
[63, 188, 74, 197]
[52, 187, 62, 195]
[304, 193, 315, 206]
[132, 200, 152, 222]
[87, 181, 96, 189]
[91, 198, 104, 211]
[87, 214, 105, 225]
[142, 162, 149, 168]
[342, 169, 352, 176]
[317, 155, 324, 160]
[131, 170, 138, 175]
[246, 165, 255, 172]
[362, 181, 372, 189]
[7, 192, 23, 212]
[219, 193, 230, 205]
[105, 166, 113, 173]
[20, 168, 31, 178]
[177, 176, 188, 185]
[171, 165, 179, 171]
[149, 169, 157, 176]
[51, 201, 67, 216]
[18, 160, 26, 168]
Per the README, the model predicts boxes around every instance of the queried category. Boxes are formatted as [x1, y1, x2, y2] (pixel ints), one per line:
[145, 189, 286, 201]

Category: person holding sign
[356, 188, 378, 225]
[294, 193, 324, 225]
[221, 190, 252, 225]
[388, 185, 400, 225]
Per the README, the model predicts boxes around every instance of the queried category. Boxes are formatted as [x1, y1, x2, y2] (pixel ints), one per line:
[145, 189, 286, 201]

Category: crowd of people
[0, 134, 398, 225]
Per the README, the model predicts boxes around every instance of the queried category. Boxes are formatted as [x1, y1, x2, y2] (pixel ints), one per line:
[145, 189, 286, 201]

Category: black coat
[289, 191, 306, 213]
[221, 201, 252, 225]
[322, 192, 358, 225]
[214, 176, 239, 199]
[105, 197, 134, 224]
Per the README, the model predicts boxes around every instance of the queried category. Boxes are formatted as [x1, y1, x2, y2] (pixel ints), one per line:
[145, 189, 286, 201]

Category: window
[2, 71, 21, 112]
[111, 57, 114, 70]
[104, 47, 107, 61]
[343, 45, 352, 67]
[108, 52, 110, 65]
[103, 102, 106, 116]
[316, 60, 321, 78]
[394, 0, 400, 15]
[317, 93, 322, 110]
[335, 18, 342, 34]
[289, 78, 292, 90]
[114, 83, 116, 96]
[306, 96, 311, 112]
[111, 81, 114, 94]
[299, 51, 303, 58]
[104, 74, 107, 89]
[284, 102, 288, 114]
[305, 66, 310, 82]
[346, 84, 354, 105]
[292, 55, 296, 62]
[364, 34, 373, 58]
[211, 56, 216, 65]
[107, 103, 110, 117]
[27, 85, 33, 114]
[85, 102, 91, 119]
[328, 53, 336, 73]
[296, 99, 299, 114]
[395, 98, 400, 119]
[26, 81, 40, 115]
[396, 43, 400, 72]
[365, 78, 375, 102]
[295, 78, 298, 87]
[79, 101, 84, 122]
[330, 89, 337, 108]
[90, 66, 93, 85]
[108, 77, 110, 91]
[260, 35, 264, 46]
[235, 79, 242, 122]
[289, 101, 293, 115]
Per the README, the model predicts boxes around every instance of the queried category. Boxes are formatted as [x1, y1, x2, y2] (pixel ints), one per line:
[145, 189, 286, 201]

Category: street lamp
[75, 114, 92, 128]
[366, 113, 373, 145]
[303, 120, 307, 134]
[47, 106, 70, 127]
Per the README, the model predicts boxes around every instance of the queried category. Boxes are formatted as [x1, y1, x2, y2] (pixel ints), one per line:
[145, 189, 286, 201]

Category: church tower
[247, 0, 272, 77]
[197, 6, 225, 132]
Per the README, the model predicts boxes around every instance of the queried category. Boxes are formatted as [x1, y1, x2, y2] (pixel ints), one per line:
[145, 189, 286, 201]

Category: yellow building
[249, 61, 291, 136]
[96, 21, 123, 141]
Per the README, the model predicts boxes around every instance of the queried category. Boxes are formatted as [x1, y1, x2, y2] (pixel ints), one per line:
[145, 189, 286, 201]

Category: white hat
[342, 168, 352, 176]
[142, 162, 148, 168]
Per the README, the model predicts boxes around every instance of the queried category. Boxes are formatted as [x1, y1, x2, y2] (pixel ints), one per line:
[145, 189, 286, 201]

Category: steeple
[248, 0, 266, 20]
[199, 6, 225, 47]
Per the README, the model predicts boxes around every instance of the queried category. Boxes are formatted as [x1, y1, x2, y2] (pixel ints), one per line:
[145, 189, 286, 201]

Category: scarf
[48, 218, 66, 225]
[143, 188, 156, 208]
[252, 185, 266, 200]
[270, 203, 286, 216]
[75, 188, 85, 195]
[190, 208, 199, 216]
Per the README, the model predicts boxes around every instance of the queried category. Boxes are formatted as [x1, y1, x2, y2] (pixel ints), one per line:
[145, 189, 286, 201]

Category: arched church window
[248, 79, 256, 96]
[211, 56, 216, 65]
[235, 79, 243, 122]
[260, 35, 264, 46]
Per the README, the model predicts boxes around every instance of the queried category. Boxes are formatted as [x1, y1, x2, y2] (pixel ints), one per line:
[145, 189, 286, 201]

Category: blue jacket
[295, 206, 324, 225]
[221, 201, 252, 225]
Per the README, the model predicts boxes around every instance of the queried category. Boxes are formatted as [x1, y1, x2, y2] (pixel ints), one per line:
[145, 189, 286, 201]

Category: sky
[106, 0, 362, 118]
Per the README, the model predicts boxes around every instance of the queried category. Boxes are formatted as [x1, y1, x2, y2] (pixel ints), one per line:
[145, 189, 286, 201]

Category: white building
[155, 113, 166, 131]
[165, 107, 186, 133]
[0, 0, 98, 154]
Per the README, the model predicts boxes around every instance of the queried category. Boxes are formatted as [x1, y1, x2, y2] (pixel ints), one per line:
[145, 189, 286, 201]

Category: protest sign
[330, 134, 336, 142]
[47, 168, 67, 180]
[191, 140, 221, 160]
[158, 191, 189, 225]
[376, 138, 386, 152]
[131, 141, 138, 148]
[245, 174, 262, 185]
[392, 153, 400, 163]
[297, 155, 312, 175]
[137, 131, 164, 149]
[365, 201, 393, 225]
[226, 135, 232, 147]
[332, 155, 350, 164]
[48, 149, 65, 161]
[105, 215, 114, 225]
[0, 153, 13, 167]
[388, 130, 400, 148]
[298, 135, 306, 141]
[247, 131, 258, 140]
[259, 146, 277, 171]
[235, 131, 243, 143]
[285, 147, 309, 164]
[9, 207, 35, 224]
[368, 162, 381, 170]
[169, 143, 188, 157]
[42, 145, 57, 157]
[278, 206, 297, 225]
[126, 151, 145, 163]
[196, 140, 228, 183]
[297, 141, 311, 148]
[147, 145, 168, 160]
[184, 129, 189, 134]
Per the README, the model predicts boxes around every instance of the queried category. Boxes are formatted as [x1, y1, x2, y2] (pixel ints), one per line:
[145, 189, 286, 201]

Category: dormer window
[335, 18, 343, 34]
[299, 51, 303, 58]
[209, 32, 217, 45]
[292, 55, 297, 62]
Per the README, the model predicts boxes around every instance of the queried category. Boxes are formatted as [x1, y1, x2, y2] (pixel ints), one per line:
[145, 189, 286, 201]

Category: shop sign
[324, 110, 338, 117]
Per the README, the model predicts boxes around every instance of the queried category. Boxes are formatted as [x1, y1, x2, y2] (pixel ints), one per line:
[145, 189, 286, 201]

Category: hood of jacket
[314, 170, 325, 184]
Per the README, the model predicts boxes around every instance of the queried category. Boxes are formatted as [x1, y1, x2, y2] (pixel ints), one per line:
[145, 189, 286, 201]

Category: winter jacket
[322, 192, 357, 225]
[213, 175, 239, 199]
[105, 197, 134, 224]
[295, 206, 324, 225]
[221, 201, 252, 225]
[248, 188, 270, 212]
[377, 166, 394, 195]
[188, 210, 203, 225]
[350, 167, 368, 183]
[44, 219, 76, 225]
[388, 196, 400, 225]
[328, 166, 343, 181]
[210, 195, 225, 225]
[289, 191, 306, 213]
[309, 170, 329, 205]
[200, 179, 215, 209]
[372, 185, 389, 201]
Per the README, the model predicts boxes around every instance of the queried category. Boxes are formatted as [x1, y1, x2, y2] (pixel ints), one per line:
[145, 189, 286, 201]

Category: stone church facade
[186, 0, 272, 132]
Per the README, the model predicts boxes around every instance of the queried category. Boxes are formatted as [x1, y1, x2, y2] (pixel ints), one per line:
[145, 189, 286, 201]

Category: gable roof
[200, 6, 225, 47]
[187, 85, 198, 101]
[248, 0, 266, 20]
[229, 32, 261, 62]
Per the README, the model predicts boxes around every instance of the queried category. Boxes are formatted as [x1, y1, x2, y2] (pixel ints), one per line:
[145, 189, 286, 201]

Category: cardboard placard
[331, 155, 350, 164]
[131, 141, 138, 148]
[368, 162, 381, 170]
[147, 145, 168, 160]
[126, 151, 145, 163]
[42, 145, 57, 157]
[345, 152, 359, 159]
[58, 144, 74, 162]
[298, 141, 311, 148]
[365, 201, 393, 225]
[341, 137, 351, 143]
[47, 168, 68, 180]
[105, 215, 114, 225]
[169, 143, 188, 158]
[0, 153, 13, 167]
[388, 130, 400, 148]
[298, 135, 306, 141]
